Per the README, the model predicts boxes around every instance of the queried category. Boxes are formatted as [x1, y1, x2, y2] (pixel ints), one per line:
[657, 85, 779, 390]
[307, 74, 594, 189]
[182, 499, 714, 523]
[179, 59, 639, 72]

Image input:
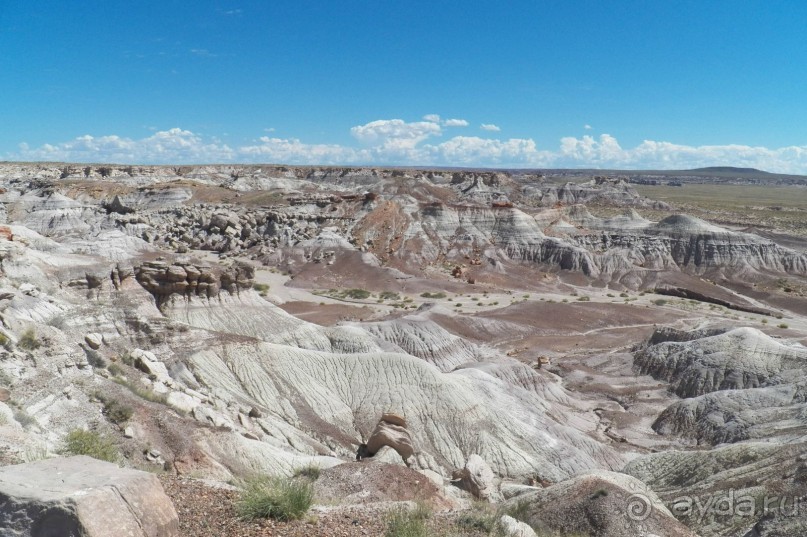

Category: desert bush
[86, 349, 106, 368]
[107, 362, 125, 377]
[778, 323, 789, 329]
[112, 378, 167, 405]
[455, 503, 498, 534]
[501, 499, 532, 526]
[18, 329, 41, 351]
[0, 333, 11, 351]
[46, 314, 67, 329]
[577, 296, 590, 302]
[379, 291, 401, 301]
[236, 476, 313, 521]
[23, 444, 49, 462]
[103, 399, 133, 424]
[619, 292, 629, 298]
[14, 409, 37, 429]
[292, 464, 321, 480]
[253, 283, 270, 296]
[385, 502, 431, 537]
[63, 429, 118, 462]
[653, 299, 668, 306]
[344, 288, 371, 300]
[420, 292, 446, 299]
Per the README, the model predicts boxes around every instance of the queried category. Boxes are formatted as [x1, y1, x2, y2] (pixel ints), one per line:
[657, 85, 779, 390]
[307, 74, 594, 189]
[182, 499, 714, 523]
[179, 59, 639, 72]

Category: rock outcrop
[0, 456, 179, 537]
[635, 326, 807, 398]
[452, 454, 499, 501]
[503, 471, 696, 537]
[134, 260, 254, 307]
[358, 413, 416, 466]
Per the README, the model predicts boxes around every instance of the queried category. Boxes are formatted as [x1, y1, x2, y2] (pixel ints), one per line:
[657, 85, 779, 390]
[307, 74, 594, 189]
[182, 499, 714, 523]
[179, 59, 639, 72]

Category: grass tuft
[292, 464, 321, 481]
[18, 329, 41, 351]
[63, 429, 118, 462]
[236, 476, 313, 521]
[384, 502, 431, 537]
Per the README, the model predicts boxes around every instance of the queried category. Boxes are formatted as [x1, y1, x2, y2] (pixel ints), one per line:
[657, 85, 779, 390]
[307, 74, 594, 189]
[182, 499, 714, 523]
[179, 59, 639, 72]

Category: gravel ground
[159, 475, 488, 537]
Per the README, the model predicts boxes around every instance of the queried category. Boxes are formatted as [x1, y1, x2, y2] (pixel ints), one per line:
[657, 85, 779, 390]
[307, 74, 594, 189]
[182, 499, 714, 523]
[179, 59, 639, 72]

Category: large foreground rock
[0, 456, 179, 537]
[504, 470, 696, 537]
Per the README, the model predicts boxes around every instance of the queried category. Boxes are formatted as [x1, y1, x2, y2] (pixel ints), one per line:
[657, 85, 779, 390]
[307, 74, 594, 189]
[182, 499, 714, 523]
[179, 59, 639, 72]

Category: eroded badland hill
[0, 163, 805, 536]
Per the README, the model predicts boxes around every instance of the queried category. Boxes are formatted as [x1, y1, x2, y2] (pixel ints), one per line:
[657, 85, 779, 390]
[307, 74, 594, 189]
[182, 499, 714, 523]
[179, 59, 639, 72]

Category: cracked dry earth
[159, 475, 486, 537]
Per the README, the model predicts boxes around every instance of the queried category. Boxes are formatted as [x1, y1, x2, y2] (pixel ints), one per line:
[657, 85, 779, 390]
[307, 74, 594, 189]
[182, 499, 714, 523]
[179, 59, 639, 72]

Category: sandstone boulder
[359, 413, 415, 466]
[452, 454, 498, 500]
[131, 348, 171, 383]
[84, 333, 102, 350]
[499, 515, 537, 537]
[0, 455, 179, 537]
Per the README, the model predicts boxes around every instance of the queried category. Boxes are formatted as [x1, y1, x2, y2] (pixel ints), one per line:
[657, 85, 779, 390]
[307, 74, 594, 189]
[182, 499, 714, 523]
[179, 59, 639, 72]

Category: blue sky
[2, 1, 807, 171]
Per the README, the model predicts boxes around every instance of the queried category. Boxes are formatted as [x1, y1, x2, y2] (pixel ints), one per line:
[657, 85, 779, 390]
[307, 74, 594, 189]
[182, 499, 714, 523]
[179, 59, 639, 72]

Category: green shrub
[86, 349, 106, 368]
[292, 464, 321, 480]
[112, 378, 167, 405]
[653, 299, 668, 306]
[18, 329, 41, 351]
[455, 504, 498, 533]
[344, 289, 371, 300]
[107, 363, 125, 377]
[778, 323, 789, 329]
[501, 499, 532, 525]
[385, 503, 431, 537]
[236, 477, 313, 521]
[619, 292, 629, 298]
[577, 296, 590, 302]
[0, 333, 11, 351]
[14, 410, 36, 429]
[253, 283, 270, 296]
[103, 399, 133, 424]
[420, 292, 446, 299]
[379, 291, 401, 301]
[63, 429, 118, 462]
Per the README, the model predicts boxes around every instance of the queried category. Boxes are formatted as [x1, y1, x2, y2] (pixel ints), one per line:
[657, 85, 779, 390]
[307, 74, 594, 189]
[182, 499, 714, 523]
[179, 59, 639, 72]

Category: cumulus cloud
[443, 118, 469, 127]
[13, 128, 236, 163]
[422, 114, 441, 122]
[584, 124, 592, 130]
[10, 123, 807, 173]
[240, 136, 359, 164]
[480, 123, 501, 132]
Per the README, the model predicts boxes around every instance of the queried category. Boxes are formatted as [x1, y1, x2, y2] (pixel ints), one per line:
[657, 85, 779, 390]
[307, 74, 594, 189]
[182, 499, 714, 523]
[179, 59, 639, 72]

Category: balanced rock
[0, 455, 179, 537]
[358, 412, 415, 466]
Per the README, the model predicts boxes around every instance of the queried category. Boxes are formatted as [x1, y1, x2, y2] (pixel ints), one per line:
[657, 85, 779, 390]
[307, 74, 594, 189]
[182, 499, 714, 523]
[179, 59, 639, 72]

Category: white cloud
[12, 128, 235, 163]
[480, 123, 501, 132]
[10, 123, 807, 173]
[422, 114, 441, 122]
[429, 136, 551, 166]
[443, 119, 469, 127]
[240, 137, 359, 164]
[190, 48, 217, 58]
[584, 124, 592, 130]
[350, 119, 442, 152]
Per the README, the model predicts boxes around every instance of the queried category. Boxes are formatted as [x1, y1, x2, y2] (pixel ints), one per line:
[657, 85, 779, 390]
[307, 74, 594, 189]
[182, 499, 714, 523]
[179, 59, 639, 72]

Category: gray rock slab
[0, 456, 179, 537]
